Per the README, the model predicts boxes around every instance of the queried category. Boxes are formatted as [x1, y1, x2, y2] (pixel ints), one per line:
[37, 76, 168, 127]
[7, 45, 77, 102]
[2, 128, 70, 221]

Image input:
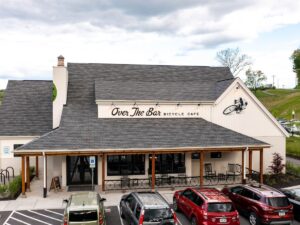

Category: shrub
[0, 184, 8, 193]
[8, 176, 22, 197]
[268, 153, 285, 174]
[30, 166, 35, 177]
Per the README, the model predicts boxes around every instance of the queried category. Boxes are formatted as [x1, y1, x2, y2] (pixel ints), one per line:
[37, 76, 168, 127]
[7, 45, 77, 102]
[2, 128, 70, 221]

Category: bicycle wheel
[223, 105, 237, 115]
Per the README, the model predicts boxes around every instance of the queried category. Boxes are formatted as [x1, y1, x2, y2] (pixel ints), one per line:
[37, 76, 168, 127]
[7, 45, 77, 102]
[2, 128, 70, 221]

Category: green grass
[286, 136, 300, 157]
[254, 89, 300, 120]
[0, 89, 4, 105]
[286, 161, 300, 176]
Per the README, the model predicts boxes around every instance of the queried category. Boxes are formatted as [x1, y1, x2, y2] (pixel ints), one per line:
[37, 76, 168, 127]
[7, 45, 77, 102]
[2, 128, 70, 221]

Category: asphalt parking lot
[1, 206, 299, 225]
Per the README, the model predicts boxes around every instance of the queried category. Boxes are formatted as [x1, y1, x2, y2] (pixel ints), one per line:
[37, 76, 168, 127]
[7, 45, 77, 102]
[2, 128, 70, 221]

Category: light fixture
[156, 102, 159, 106]
[177, 103, 180, 106]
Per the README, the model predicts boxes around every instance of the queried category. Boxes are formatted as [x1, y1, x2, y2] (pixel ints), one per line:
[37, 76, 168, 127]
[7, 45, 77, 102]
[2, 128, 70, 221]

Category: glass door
[67, 156, 98, 185]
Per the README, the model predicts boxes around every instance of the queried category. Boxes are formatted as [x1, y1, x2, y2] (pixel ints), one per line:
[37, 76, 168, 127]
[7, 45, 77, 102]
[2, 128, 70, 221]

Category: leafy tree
[244, 69, 267, 92]
[291, 49, 300, 88]
[268, 153, 285, 175]
[216, 47, 252, 76]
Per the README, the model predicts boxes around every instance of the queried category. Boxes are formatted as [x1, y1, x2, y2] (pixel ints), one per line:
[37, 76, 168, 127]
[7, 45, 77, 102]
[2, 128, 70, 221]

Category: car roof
[244, 184, 286, 198]
[134, 192, 169, 208]
[192, 188, 231, 203]
[69, 192, 99, 208]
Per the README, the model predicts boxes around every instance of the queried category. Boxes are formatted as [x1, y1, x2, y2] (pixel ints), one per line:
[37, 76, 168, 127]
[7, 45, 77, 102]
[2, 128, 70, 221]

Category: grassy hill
[254, 89, 300, 120]
[0, 90, 4, 105]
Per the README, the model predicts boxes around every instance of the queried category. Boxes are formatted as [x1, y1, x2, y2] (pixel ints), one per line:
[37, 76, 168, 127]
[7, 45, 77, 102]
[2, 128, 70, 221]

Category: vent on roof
[57, 55, 65, 66]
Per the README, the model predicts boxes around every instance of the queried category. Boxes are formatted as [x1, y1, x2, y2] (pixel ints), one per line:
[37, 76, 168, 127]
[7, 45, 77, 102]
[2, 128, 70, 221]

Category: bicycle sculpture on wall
[223, 97, 248, 115]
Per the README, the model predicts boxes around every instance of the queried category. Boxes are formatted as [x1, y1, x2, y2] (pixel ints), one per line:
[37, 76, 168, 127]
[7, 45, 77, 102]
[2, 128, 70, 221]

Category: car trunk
[206, 202, 239, 224]
[68, 209, 98, 225]
[143, 208, 175, 225]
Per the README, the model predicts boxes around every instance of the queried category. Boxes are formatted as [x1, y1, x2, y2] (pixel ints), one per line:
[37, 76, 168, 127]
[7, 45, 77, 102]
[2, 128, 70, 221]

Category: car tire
[191, 216, 197, 225]
[120, 205, 125, 219]
[249, 212, 261, 225]
[173, 198, 180, 212]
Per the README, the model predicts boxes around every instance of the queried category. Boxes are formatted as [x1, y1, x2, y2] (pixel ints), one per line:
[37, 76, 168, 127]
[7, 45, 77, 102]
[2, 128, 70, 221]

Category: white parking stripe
[10, 217, 31, 225]
[3, 210, 14, 225]
[45, 209, 64, 216]
[29, 210, 62, 222]
[15, 211, 52, 225]
[5, 223, 11, 225]
[117, 205, 125, 225]
[176, 217, 183, 225]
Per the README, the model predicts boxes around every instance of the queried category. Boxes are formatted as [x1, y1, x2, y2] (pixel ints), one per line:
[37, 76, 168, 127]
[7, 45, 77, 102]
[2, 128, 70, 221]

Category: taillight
[99, 212, 104, 225]
[63, 214, 68, 225]
[171, 209, 178, 225]
[139, 209, 145, 225]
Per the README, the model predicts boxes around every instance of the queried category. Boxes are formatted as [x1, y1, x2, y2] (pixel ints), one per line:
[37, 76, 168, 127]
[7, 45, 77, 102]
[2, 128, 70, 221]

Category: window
[231, 186, 244, 195]
[182, 189, 193, 199]
[193, 195, 204, 206]
[149, 153, 185, 174]
[69, 210, 97, 222]
[241, 189, 254, 199]
[126, 195, 137, 212]
[210, 152, 222, 158]
[14, 144, 23, 149]
[207, 203, 234, 212]
[135, 204, 141, 219]
[107, 155, 145, 176]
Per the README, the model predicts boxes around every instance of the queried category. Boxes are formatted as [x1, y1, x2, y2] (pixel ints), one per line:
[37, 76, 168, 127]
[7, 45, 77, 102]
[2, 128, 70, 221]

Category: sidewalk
[0, 177, 176, 211]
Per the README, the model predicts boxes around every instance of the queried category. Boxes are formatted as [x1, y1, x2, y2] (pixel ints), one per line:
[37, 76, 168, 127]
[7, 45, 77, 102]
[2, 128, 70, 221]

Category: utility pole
[272, 75, 275, 88]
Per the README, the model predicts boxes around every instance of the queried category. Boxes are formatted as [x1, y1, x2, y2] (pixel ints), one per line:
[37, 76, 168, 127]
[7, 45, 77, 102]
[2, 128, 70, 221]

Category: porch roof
[15, 104, 269, 154]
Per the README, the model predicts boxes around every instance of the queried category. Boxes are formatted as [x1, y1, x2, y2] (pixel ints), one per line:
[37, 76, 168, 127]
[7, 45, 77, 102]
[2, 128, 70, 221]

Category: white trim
[0, 136, 39, 140]
[96, 100, 214, 105]
[215, 78, 289, 137]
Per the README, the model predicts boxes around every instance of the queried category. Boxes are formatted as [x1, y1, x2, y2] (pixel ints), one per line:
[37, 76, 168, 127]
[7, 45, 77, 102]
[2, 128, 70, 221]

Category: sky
[0, 0, 300, 89]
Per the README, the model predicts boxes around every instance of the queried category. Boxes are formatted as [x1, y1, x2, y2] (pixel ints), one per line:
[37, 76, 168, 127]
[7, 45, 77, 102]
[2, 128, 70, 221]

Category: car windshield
[207, 203, 235, 212]
[69, 210, 98, 222]
[144, 208, 173, 222]
[267, 197, 290, 207]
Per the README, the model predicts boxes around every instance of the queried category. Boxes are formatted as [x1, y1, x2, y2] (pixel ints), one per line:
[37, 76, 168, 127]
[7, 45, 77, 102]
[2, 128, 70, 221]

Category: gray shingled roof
[0, 80, 52, 136]
[14, 63, 268, 151]
[19, 104, 268, 151]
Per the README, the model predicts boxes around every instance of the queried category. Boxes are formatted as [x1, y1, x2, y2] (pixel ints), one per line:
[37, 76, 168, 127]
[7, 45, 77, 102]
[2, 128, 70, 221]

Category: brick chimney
[57, 55, 65, 66]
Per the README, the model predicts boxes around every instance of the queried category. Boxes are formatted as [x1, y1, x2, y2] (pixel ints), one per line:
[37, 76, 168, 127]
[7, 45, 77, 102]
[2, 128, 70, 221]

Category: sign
[49, 176, 61, 192]
[98, 104, 210, 119]
[223, 98, 248, 115]
[89, 156, 96, 168]
[2, 146, 11, 157]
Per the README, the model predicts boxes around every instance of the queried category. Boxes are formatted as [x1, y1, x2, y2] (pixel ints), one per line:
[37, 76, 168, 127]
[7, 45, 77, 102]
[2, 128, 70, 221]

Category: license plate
[279, 212, 285, 216]
[220, 218, 227, 223]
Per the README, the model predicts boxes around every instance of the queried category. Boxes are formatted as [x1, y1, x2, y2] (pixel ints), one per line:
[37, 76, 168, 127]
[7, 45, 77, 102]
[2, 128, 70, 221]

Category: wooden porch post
[102, 154, 106, 192]
[248, 150, 253, 177]
[242, 150, 246, 184]
[43, 154, 47, 198]
[259, 148, 264, 184]
[21, 156, 26, 197]
[26, 156, 31, 191]
[151, 153, 156, 191]
[200, 151, 204, 187]
[35, 156, 39, 179]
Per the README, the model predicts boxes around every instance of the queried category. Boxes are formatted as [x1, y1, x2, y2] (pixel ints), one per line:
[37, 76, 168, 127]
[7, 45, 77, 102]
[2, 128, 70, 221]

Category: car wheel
[191, 216, 197, 225]
[120, 205, 125, 219]
[173, 198, 180, 212]
[249, 212, 260, 225]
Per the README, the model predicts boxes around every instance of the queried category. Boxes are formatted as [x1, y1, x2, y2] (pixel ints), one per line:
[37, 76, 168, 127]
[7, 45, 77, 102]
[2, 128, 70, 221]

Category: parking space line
[5, 223, 11, 225]
[29, 210, 62, 222]
[10, 216, 31, 225]
[3, 210, 14, 225]
[45, 209, 64, 216]
[15, 211, 52, 225]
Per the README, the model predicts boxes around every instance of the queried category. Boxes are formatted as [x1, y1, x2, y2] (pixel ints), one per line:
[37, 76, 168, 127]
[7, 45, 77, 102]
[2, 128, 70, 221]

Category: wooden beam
[200, 151, 204, 187]
[248, 150, 253, 177]
[242, 150, 245, 184]
[26, 156, 30, 191]
[35, 156, 39, 179]
[260, 149, 264, 184]
[102, 154, 106, 192]
[151, 153, 155, 191]
[21, 156, 26, 196]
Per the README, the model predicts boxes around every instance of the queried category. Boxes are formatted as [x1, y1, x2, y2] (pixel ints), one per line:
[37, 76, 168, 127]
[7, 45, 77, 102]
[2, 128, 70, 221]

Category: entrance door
[67, 156, 98, 185]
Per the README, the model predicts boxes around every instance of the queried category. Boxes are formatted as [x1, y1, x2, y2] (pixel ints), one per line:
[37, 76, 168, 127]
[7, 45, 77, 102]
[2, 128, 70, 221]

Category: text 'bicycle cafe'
[0, 56, 288, 197]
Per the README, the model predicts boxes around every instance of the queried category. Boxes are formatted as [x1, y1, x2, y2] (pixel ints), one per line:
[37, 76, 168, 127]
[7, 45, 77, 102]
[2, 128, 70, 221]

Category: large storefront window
[107, 155, 145, 176]
[149, 153, 185, 174]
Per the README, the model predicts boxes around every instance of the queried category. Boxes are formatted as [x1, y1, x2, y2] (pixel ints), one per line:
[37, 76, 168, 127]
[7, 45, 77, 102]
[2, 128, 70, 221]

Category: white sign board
[98, 104, 211, 119]
[89, 156, 96, 168]
[2, 146, 11, 158]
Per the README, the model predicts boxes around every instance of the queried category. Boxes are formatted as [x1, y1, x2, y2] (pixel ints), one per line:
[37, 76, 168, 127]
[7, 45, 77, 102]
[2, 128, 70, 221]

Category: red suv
[173, 188, 240, 225]
[222, 184, 293, 225]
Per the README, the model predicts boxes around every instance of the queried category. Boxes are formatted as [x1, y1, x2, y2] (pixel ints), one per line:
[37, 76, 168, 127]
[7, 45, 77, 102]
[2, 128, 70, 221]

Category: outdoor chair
[226, 163, 241, 182]
[121, 175, 130, 188]
[204, 163, 217, 182]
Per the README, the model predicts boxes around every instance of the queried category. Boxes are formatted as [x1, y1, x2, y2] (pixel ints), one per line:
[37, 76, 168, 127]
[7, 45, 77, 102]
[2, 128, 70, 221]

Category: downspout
[43, 151, 47, 198]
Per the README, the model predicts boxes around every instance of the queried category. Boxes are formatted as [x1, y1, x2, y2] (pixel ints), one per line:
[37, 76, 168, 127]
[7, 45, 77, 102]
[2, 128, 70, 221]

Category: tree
[244, 69, 266, 92]
[216, 47, 252, 76]
[291, 49, 300, 88]
[268, 153, 285, 175]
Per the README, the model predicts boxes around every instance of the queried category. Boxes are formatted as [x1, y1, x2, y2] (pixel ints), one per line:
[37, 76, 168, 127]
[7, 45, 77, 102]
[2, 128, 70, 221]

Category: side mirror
[100, 198, 106, 202]
[63, 199, 69, 204]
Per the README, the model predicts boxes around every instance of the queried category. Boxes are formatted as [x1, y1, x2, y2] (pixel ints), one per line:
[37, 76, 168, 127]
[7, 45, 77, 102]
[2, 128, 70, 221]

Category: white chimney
[53, 55, 68, 128]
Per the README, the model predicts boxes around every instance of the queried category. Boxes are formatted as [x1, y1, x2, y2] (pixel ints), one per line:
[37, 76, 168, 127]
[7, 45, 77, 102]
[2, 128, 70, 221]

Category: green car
[63, 192, 106, 225]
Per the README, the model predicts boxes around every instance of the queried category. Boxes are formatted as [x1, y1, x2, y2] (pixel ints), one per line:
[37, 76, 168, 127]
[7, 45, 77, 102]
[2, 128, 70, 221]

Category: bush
[30, 166, 35, 177]
[8, 176, 22, 197]
[0, 184, 8, 193]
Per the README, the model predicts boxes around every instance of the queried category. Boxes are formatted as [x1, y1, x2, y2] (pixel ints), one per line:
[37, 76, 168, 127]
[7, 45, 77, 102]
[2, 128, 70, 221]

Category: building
[0, 56, 288, 197]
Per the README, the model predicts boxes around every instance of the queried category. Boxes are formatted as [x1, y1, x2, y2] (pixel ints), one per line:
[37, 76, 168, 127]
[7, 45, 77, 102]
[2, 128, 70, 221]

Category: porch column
[259, 149, 264, 184]
[21, 156, 26, 197]
[151, 153, 155, 191]
[248, 150, 253, 178]
[35, 156, 39, 179]
[43, 154, 47, 198]
[102, 154, 105, 192]
[200, 151, 204, 187]
[241, 150, 246, 184]
[26, 156, 31, 191]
